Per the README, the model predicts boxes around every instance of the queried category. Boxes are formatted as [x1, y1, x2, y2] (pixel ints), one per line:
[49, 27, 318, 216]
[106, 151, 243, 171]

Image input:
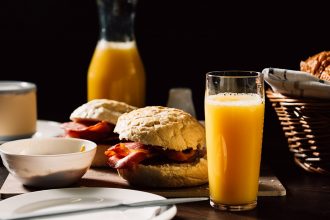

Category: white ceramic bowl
[0, 137, 97, 188]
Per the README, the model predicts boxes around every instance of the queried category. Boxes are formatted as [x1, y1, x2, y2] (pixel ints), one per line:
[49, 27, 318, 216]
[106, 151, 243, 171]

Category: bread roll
[118, 158, 208, 188]
[70, 99, 137, 125]
[300, 51, 330, 81]
[114, 106, 205, 151]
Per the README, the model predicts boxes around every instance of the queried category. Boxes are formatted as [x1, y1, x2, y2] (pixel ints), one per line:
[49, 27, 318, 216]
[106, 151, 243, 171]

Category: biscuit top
[70, 99, 137, 125]
[114, 106, 205, 151]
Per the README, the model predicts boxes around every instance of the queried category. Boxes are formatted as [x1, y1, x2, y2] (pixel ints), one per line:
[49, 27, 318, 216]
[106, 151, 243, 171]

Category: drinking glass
[204, 71, 265, 211]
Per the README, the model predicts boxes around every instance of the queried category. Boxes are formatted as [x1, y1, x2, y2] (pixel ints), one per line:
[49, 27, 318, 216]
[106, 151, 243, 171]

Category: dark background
[0, 0, 328, 122]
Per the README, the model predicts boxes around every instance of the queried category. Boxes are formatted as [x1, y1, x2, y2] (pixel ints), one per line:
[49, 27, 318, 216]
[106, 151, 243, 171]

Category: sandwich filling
[61, 120, 119, 142]
[105, 142, 206, 169]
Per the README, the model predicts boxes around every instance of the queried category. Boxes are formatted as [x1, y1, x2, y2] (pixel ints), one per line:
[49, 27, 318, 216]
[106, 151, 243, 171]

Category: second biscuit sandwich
[62, 99, 137, 167]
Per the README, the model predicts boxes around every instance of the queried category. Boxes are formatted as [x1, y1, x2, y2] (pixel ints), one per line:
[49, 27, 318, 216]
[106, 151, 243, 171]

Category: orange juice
[87, 40, 146, 107]
[205, 93, 264, 205]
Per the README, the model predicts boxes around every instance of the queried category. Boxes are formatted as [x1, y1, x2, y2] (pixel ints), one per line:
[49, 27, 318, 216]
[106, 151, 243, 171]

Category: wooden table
[1, 164, 330, 219]
[1, 103, 330, 219]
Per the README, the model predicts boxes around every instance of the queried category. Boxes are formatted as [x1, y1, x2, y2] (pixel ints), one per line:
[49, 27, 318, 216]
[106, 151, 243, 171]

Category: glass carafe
[87, 0, 146, 107]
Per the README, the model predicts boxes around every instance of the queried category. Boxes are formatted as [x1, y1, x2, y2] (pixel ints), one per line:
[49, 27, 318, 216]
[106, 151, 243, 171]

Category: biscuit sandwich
[105, 106, 208, 188]
[62, 99, 137, 167]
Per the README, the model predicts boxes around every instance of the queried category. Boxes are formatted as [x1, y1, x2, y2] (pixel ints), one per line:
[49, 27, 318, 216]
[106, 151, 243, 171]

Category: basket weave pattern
[266, 89, 330, 175]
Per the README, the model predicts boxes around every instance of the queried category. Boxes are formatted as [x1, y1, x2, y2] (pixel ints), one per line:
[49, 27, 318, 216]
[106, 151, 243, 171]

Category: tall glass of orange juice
[87, 0, 145, 107]
[204, 71, 265, 211]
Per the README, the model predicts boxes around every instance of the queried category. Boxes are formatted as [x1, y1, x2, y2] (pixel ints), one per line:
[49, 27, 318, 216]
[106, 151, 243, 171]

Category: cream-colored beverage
[205, 93, 264, 207]
[0, 82, 37, 141]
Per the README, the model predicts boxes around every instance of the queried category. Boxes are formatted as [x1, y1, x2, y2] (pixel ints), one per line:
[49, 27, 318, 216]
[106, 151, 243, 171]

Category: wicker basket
[266, 89, 330, 175]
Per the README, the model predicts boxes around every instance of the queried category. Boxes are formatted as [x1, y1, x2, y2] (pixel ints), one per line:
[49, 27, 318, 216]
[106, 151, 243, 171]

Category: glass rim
[206, 70, 261, 78]
[0, 81, 36, 94]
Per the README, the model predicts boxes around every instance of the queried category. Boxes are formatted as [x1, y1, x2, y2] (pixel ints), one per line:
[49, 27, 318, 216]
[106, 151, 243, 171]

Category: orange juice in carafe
[87, 0, 146, 107]
[87, 40, 145, 107]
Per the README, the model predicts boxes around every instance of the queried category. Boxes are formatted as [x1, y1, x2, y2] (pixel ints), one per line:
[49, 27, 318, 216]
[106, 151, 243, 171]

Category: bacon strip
[105, 143, 151, 169]
[164, 149, 197, 162]
[61, 121, 115, 141]
[105, 142, 201, 169]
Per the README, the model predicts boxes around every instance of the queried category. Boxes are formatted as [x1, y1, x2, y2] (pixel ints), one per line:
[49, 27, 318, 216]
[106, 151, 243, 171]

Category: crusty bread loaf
[70, 99, 137, 125]
[118, 157, 208, 188]
[300, 51, 330, 81]
[114, 106, 205, 151]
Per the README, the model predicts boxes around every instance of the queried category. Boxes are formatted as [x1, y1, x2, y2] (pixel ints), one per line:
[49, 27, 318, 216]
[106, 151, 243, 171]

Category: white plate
[0, 187, 177, 220]
[0, 120, 64, 145]
[32, 120, 65, 138]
